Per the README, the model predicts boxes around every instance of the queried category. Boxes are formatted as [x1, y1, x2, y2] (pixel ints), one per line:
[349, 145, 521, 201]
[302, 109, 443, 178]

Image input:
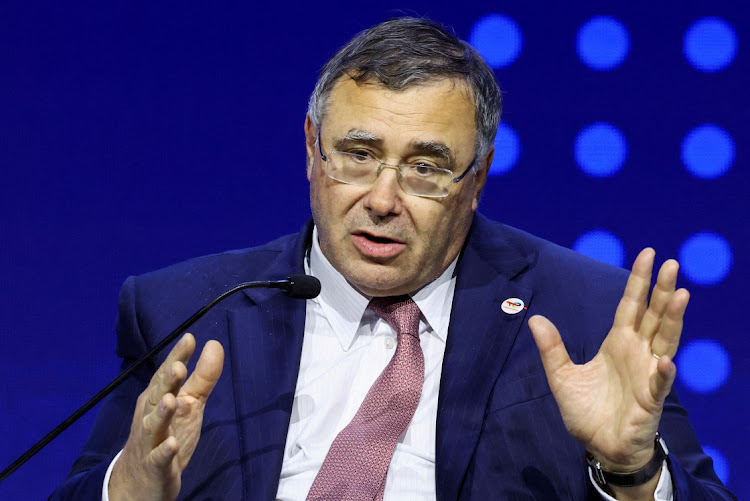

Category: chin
[349, 271, 420, 297]
[332, 250, 421, 295]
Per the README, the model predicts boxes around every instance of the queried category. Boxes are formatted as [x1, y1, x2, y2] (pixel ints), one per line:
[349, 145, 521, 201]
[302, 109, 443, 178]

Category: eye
[347, 150, 374, 162]
[412, 163, 439, 176]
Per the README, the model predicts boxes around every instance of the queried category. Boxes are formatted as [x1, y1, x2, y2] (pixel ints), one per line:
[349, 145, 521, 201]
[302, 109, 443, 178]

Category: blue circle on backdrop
[573, 230, 625, 267]
[684, 17, 737, 72]
[490, 123, 520, 175]
[575, 123, 627, 177]
[469, 14, 523, 68]
[703, 446, 730, 485]
[679, 232, 733, 285]
[677, 339, 731, 393]
[577, 16, 630, 70]
[681, 124, 735, 179]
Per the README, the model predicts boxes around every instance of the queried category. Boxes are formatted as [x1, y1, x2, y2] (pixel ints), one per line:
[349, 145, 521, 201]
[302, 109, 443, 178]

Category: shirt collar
[307, 226, 456, 350]
[411, 259, 456, 345]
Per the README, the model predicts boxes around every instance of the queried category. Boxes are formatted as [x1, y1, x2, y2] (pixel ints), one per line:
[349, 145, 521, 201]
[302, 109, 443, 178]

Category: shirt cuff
[101, 449, 124, 501]
[590, 460, 672, 501]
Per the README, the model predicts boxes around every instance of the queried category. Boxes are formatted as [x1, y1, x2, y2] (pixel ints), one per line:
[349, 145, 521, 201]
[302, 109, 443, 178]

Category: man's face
[305, 77, 491, 297]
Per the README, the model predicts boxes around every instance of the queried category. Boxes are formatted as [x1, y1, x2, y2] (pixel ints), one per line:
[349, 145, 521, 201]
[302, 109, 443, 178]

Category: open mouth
[351, 231, 406, 258]
[360, 233, 400, 244]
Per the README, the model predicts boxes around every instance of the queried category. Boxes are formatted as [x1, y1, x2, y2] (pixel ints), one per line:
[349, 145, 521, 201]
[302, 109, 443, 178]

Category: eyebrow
[411, 140, 455, 165]
[332, 129, 382, 149]
[331, 128, 457, 166]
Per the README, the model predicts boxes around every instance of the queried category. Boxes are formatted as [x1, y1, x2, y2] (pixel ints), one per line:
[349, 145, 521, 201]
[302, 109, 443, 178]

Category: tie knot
[368, 295, 421, 338]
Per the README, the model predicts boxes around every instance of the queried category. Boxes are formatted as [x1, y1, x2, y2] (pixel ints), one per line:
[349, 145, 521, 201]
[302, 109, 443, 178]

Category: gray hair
[307, 17, 503, 163]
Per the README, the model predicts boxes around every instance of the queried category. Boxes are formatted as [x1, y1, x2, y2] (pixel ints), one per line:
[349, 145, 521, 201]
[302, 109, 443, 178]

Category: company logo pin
[501, 298, 526, 315]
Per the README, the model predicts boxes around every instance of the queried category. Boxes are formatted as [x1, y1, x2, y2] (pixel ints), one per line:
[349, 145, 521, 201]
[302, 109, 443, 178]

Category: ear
[304, 115, 318, 181]
[472, 146, 493, 211]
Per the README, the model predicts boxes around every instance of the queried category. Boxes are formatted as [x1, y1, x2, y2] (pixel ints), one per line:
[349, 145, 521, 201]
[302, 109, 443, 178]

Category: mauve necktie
[306, 295, 424, 501]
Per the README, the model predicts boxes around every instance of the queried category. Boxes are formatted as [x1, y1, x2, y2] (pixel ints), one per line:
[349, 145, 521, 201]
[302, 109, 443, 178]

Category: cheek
[310, 179, 360, 232]
[309, 178, 339, 243]
[415, 198, 473, 251]
[407, 204, 452, 248]
[310, 168, 336, 211]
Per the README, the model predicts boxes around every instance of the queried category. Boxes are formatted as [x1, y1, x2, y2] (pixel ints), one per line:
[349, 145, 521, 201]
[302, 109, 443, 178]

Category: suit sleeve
[49, 276, 154, 500]
[658, 390, 737, 500]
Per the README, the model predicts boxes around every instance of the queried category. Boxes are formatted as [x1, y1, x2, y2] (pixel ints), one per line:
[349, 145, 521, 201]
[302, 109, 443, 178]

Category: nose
[363, 165, 403, 217]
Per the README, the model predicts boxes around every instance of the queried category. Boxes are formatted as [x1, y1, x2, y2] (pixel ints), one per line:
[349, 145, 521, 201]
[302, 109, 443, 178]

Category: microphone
[0, 274, 321, 482]
[277, 274, 322, 299]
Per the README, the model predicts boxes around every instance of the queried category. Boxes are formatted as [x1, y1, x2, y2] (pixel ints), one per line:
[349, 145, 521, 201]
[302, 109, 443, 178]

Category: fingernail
[158, 399, 166, 413]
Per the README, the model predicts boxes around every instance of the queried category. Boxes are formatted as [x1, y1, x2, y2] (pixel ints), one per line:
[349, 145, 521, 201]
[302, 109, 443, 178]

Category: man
[52, 18, 734, 500]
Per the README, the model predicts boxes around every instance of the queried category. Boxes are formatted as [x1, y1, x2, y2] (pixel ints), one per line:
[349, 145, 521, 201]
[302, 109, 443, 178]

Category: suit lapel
[225, 222, 312, 499]
[436, 215, 535, 501]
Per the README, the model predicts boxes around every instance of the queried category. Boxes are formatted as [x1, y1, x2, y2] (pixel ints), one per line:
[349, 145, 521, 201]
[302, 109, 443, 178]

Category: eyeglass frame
[316, 130, 478, 198]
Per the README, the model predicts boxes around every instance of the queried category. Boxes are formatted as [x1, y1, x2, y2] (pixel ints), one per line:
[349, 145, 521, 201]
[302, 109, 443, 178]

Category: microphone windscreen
[285, 275, 321, 299]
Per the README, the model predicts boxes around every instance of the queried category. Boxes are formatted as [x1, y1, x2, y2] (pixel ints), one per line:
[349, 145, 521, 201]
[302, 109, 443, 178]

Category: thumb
[181, 340, 225, 402]
[529, 315, 572, 379]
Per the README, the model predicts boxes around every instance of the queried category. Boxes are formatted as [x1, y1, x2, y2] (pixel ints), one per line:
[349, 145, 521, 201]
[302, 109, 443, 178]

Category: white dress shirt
[275, 228, 457, 499]
[102, 226, 673, 500]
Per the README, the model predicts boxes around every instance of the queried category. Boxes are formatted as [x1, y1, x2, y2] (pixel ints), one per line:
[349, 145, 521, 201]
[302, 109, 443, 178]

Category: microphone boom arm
[0, 277, 315, 482]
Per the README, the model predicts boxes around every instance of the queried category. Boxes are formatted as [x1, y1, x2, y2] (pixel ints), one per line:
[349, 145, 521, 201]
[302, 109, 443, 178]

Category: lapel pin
[501, 298, 526, 315]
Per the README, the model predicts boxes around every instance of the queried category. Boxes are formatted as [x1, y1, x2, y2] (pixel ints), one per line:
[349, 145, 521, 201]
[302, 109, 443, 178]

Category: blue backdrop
[1, 2, 747, 499]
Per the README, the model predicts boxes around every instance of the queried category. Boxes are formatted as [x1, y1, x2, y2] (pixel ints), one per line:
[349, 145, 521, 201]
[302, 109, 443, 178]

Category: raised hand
[109, 333, 224, 501]
[529, 249, 689, 481]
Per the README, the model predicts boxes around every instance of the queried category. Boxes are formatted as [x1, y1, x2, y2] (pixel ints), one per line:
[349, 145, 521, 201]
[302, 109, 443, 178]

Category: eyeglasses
[317, 133, 476, 198]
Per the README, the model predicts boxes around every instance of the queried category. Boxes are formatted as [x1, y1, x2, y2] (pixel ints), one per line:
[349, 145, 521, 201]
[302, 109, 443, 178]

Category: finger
[529, 315, 573, 384]
[639, 259, 679, 337]
[142, 393, 177, 448]
[145, 360, 188, 412]
[147, 333, 196, 388]
[651, 288, 690, 358]
[649, 355, 677, 404]
[149, 435, 180, 471]
[179, 340, 225, 404]
[612, 248, 655, 330]
[143, 334, 196, 412]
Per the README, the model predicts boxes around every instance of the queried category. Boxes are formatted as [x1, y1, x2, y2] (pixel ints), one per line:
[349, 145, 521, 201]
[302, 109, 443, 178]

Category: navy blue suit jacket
[52, 214, 734, 500]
